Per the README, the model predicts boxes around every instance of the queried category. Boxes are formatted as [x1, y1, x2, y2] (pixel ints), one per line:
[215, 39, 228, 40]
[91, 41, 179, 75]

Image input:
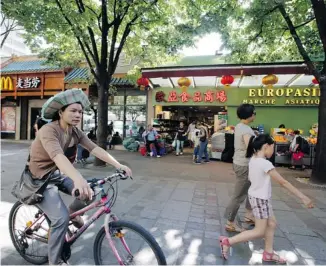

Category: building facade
[1, 55, 146, 140]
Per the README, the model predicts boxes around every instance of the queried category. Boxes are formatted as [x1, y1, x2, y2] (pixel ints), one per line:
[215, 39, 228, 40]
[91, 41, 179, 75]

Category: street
[1, 141, 326, 265]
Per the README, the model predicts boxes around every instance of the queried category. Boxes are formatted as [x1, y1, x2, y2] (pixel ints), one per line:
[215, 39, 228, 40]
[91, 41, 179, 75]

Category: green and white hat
[42, 89, 90, 119]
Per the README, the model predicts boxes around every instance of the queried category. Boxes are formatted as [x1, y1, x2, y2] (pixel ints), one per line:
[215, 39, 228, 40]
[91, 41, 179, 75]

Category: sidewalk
[1, 149, 326, 265]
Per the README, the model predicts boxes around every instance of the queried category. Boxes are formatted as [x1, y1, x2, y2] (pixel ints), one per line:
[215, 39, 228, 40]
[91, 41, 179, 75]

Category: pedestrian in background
[224, 104, 256, 232]
[176, 121, 187, 156]
[194, 121, 210, 164]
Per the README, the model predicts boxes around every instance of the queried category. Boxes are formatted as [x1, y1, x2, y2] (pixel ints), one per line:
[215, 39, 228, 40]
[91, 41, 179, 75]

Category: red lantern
[221, 75, 234, 86]
[137, 77, 149, 90]
[312, 77, 319, 84]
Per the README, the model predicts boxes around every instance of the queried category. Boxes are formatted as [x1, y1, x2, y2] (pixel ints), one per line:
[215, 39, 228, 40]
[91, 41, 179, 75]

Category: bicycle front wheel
[93, 220, 166, 265]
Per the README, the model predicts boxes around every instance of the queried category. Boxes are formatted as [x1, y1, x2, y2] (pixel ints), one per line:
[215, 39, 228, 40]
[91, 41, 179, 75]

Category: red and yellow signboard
[156, 89, 228, 104]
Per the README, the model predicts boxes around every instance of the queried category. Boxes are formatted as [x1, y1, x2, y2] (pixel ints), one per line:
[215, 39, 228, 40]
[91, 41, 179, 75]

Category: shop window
[126, 95, 146, 105]
[108, 106, 124, 136]
[83, 109, 95, 133]
[1, 106, 16, 133]
[125, 105, 146, 137]
[113, 96, 124, 105]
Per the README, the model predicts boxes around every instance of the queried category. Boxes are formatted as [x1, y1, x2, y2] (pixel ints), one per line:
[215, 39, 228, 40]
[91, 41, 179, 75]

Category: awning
[142, 62, 317, 88]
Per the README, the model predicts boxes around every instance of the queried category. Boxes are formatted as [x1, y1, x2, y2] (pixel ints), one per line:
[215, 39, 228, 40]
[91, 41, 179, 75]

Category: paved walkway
[1, 142, 326, 265]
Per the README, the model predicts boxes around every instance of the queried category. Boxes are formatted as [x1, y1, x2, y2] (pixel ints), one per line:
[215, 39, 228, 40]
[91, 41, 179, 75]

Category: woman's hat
[42, 89, 90, 119]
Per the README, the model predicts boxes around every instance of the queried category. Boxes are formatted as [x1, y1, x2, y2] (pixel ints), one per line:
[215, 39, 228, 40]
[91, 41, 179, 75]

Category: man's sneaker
[194, 161, 201, 164]
[204, 160, 210, 163]
[157, 155, 161, 158]
[180, 152, 183, 155]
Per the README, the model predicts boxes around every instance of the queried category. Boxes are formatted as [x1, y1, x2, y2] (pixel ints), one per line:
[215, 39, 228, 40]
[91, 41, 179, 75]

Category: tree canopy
[187, 0, 324, 64]
[1, 0, 204, 69]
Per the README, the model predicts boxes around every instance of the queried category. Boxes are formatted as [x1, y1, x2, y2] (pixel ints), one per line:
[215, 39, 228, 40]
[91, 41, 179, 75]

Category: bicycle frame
[24, 193, 132, 265]
[23, 195, 110, 245]
[65, 195, 111, 244]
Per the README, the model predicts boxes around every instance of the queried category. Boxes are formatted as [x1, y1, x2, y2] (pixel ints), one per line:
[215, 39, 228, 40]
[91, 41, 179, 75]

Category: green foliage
[1, 0, 201, 70]
[191, 0, 323, 63]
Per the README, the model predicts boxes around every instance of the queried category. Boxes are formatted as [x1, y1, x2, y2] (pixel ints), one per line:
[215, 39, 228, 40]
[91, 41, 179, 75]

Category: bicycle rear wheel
[8, 201, 49, 265]
[93, 220, 166, 265]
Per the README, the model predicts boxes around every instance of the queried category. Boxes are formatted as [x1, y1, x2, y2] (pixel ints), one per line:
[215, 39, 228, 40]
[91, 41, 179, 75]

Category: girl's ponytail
[246, 134, 275, 158]
[246, 135, 256, 158]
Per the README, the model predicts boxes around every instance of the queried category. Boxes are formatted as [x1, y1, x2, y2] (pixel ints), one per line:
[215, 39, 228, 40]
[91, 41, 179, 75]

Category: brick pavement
[1, 145, 326, 265]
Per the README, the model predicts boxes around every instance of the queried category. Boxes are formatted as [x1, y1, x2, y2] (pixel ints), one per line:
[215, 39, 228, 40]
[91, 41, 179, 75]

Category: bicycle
[9, 170, 167, 265]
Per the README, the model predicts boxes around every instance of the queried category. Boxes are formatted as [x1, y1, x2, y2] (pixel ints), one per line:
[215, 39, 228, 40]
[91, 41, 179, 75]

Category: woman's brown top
[29, 121, 97, 178]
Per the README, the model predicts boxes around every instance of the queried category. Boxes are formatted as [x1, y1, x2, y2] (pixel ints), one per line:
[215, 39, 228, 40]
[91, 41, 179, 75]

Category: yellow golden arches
[0, 77, 14, 91]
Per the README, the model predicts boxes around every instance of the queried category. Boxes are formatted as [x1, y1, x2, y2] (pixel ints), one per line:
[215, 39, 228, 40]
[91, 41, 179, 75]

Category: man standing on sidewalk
[195, 122, 210, 164]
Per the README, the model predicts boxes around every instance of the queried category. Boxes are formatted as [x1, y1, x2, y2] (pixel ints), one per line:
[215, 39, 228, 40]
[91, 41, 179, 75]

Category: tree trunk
[123, 88, 127, 139]
[94, 77, 109, 166]
[311, 78, 326, 184]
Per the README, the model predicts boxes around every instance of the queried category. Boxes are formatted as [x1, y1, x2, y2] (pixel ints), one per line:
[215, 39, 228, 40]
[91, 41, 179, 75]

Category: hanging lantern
[177, 77, 191, 87]
[312, 77, 319, 85]
[220, 75, 234, 87]
[177, 77, 191, 92]
[262, 74, 278, 87]
[137, 77, 149, 91]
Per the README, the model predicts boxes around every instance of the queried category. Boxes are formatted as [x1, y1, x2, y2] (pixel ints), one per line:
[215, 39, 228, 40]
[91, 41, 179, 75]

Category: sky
[180, 33, 223, 56]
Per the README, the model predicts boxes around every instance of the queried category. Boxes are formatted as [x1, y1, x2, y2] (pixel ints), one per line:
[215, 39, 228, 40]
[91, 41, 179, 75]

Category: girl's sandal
[219, 236, 232, 260]
[243, 217, 255, 225]
[225, 223, 246, 233]
[262, 251, 287, 264]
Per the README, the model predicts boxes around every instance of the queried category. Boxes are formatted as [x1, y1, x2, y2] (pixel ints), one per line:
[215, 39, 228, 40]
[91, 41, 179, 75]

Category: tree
[2, 0, 201, 165]
[0, 12, 21, 48]
[197, 0, 326, 183]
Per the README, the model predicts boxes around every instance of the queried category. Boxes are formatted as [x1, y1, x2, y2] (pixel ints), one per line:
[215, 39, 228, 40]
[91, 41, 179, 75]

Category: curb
[1, 139, 33, 144]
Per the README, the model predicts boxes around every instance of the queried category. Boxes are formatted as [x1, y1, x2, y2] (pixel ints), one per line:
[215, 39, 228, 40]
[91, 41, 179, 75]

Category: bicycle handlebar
[74, 170, 131, 197]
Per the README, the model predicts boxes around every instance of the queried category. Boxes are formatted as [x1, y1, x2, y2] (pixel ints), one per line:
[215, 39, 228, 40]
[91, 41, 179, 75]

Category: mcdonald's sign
[0, 76, 14, 91]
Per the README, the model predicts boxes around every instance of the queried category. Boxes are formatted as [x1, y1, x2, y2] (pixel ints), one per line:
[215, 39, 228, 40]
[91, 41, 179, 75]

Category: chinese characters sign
[158, 89, 227, 104]
[17, 77, 41, 89]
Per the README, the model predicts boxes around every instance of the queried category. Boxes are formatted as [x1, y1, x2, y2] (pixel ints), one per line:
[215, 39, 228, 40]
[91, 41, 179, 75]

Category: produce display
[308, 123, 318, 144]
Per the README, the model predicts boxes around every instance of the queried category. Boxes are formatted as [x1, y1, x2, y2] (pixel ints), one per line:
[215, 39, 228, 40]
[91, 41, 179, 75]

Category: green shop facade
[142, 61, 319, 136]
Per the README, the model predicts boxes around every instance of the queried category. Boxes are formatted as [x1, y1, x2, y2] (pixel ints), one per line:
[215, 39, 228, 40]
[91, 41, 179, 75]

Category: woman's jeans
[196, 139, 209, 163]
[77, 144, 83, 160]
[193, 146, 199, 157]
[176, 140, 184, 154]
[36, 171, 94, 264]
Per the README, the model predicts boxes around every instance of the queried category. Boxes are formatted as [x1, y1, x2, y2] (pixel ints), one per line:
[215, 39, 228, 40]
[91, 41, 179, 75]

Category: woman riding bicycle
[28, 89, 132, 265]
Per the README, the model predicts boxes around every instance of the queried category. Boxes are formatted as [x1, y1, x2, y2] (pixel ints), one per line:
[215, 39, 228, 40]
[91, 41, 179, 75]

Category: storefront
[1, 57, 143, 140]
[0, 58, 89, 140]
[142, 61, 319, 164]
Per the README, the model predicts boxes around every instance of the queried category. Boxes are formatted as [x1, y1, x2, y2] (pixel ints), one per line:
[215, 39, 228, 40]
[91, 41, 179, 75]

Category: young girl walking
[219, 134, 314, 264]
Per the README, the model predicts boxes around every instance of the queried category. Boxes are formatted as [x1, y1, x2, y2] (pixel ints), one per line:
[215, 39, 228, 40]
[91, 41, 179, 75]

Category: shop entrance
[161, 105, 227, 125]
[30, 108, 41, 139]
[154, 105, 227, 155]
